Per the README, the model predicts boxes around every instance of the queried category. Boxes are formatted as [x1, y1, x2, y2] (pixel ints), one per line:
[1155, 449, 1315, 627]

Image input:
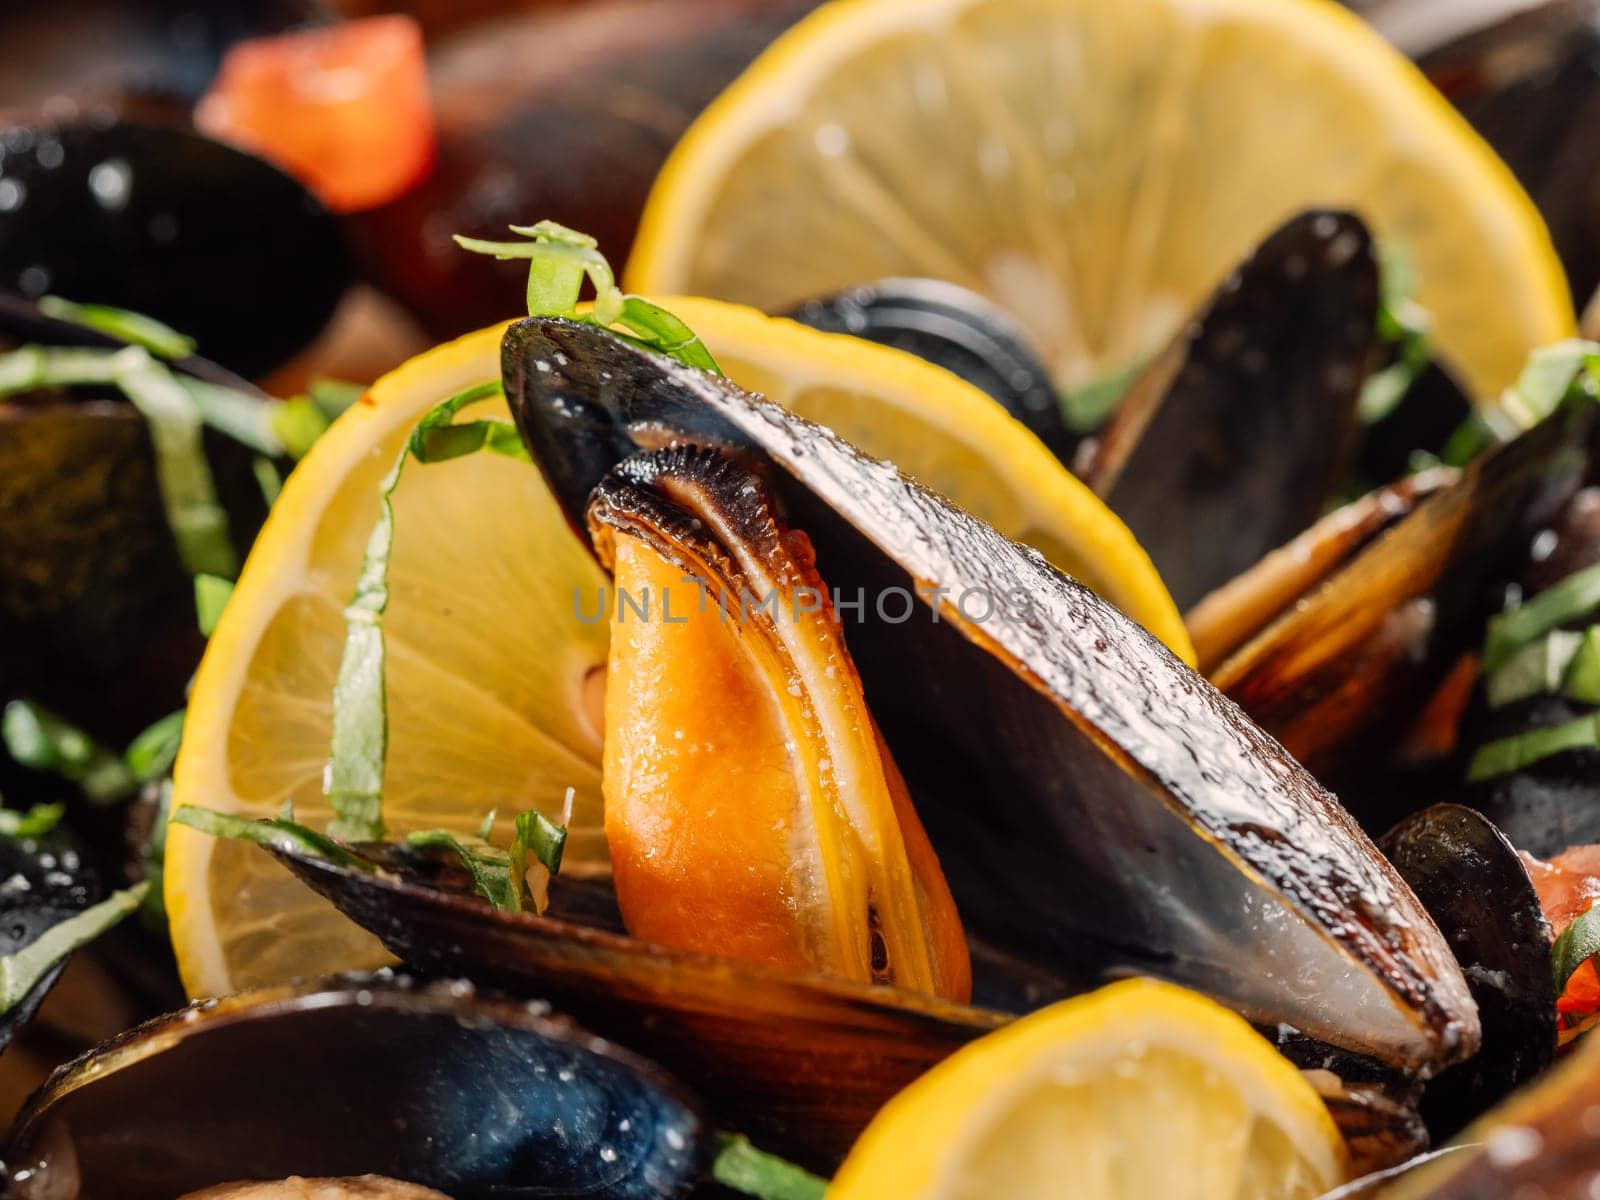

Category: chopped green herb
[124, 709, 186, 784]
[711, 1134, 828, 1200]
[113, 347, 238, 578]
[271, 395, 332, 459]
[254, 456, 284, 506]
[0, 882, 149, 1016]
[179, 377, 284, 455]
[454, 221, 721, 374]
[1566, 628, 1600, 706]
[170, 805, 378, 873]
[323, 380, 505, 842]
[1358, 242, 1433, 426]
[406, 830, 514, 908]
[476, 808, 498, 841]
[1468, 710, 1600, 781]
[0, 344, 121, 395]
[194, 574, 234, 637]
[1057, 356, 1148, 434]
[0, 803, 63, 839]
[1484, 561, 1600, 674]
[37, 296, 197, 360]
[2, 700, 135, 804]
[1443, 340, 1600, 467]
[1486, 630, 1587, 709]
[308, 377, 365, 419]
[1554, 906, 1600, 994]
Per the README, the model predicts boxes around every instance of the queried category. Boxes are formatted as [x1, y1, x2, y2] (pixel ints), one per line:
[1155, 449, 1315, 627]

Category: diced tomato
[1559, 959, 1600, 1016]
[196, 16, 434, 213]
[1525, 845, 1600, 1030]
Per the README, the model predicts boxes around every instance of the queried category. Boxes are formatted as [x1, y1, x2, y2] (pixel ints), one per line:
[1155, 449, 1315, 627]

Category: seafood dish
[9, 1, 1600, 1197]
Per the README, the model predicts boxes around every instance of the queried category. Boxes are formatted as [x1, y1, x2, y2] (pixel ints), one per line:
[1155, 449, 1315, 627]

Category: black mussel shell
[0, 828, 100, 1052]
[1212, 388, 1593, 789]
[0, 122, 346, 377]
[1358, 361, 1474, 487]
[0, 300, 272, 736]
[1074, 210, 1376, 610]
[785, 277, 1071, 458]
[4, 974, 708, 1200]
[504, 317, 1479, 1076]
[1380, 805, 1556, 1140]
[274, 851, 1001, 1171]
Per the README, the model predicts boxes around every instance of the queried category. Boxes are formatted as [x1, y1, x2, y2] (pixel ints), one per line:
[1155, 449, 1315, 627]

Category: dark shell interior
[4, 975, 709, 1200]
[0, 121, 346, 377]
[1076, 209, 1377, 611]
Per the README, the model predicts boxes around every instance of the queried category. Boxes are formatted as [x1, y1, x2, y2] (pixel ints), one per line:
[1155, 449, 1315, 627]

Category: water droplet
[88, 158, 131, 212]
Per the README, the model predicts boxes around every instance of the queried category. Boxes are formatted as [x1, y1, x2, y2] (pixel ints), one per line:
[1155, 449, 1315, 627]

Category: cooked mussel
[0, 122, 346, 377]
[1075, 210, 1378, 610]
[501, 316, 1478, 1074]
[785, 277, 1070, 458]
[0, 295, 272, 737]
[0, 825, 102, 1052]
[1379, 805, 1555, 1140]
[1210, 385, 1593, 787]
[3, 974, 708, 1199]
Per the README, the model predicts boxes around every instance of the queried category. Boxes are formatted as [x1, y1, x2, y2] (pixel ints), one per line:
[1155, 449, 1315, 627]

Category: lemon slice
[167, 303, 1189, 998]
[830, 977, 1346, 1200]
[628, 0, 1573, 400]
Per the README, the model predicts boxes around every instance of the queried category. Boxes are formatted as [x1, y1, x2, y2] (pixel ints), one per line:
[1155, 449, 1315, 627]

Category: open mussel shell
[1074, 209, 1376, 610]
[1188, 468, 1458, 675]
[275, 851, 1001, 1170]
[1210, 388, 1594, 790]
[4, 974, 709, 1199]
[504, 317, 1478, 1075]
[0, 296, 271, 738]
[0, 122, 346, 377]
[785, 276, 1071, 458]
[1380, 806, 1556, 1140]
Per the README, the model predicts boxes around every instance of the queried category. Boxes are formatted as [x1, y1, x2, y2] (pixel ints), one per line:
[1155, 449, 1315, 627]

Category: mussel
[0, 824, 102, 1052]
[496, 318, 1476, 1070]
[1379, 805, 1556, 1140]
[785, 277, 1071, 458]
[3, 974, 709, 1199]
[1075, 210, 1378, 610]
[0, 295, 272, 738]
[0, 121, 346, 378]
[1209, 383, 1593, 788]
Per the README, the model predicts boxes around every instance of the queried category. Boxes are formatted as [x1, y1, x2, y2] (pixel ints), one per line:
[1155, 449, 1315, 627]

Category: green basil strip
[37, 296, 196, 359]
[406, 830, 514, 909]
[1484, 561, 1600, 674]
[1358, 242, 1433, 426]
[0, 803, 64, 839]
[711, 1134, 828, 1200]
[323, 380, 505, 841]
[254, 457, 284, 506]
[194, 574, 235, 637]
[1486, 630, 1586, 710]
[1554, 906, 1600, 994]
[271, 395, 332, 459]
[1059, 355, 1147, 434]
[0, 345, 121, 395]
[1501, 340, 1600, 429]
[0, 882, 149, 1015]
[2, 700, 135, 804]
[112, 347, 238, 579]
[1566, 628, 1600, 705]
[170, 805, 378, 873]
[308, 378, 365, 419]
[1468, 710, 1600, 782]
[180, 377, 285, 456]
[125, 709, 186, 785]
